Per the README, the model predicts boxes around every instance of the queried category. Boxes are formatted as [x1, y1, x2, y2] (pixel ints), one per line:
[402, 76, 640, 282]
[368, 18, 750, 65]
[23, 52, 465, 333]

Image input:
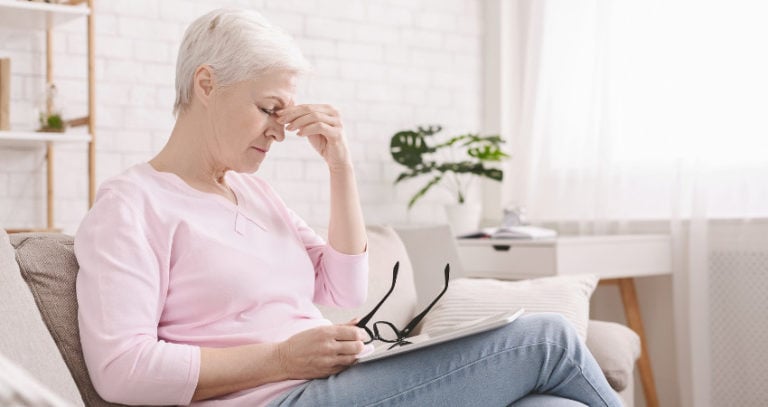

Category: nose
[267, 119, 285, 142]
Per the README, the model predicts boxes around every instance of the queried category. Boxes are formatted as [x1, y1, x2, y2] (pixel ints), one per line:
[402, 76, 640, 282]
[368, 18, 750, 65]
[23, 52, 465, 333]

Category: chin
[238, 160, 263, 174]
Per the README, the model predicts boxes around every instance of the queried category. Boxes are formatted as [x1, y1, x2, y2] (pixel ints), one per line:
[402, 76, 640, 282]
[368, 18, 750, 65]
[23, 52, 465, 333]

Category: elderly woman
[74, 8, 622, 407]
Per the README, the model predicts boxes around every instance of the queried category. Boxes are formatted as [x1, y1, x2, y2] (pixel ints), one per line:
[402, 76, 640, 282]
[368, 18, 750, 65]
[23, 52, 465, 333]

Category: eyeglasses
[356, 261, 450, 349]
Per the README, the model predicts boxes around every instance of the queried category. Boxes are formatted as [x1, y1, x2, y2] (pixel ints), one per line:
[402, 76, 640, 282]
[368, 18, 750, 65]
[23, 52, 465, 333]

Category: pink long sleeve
[280, 206, 368, 308]
[74, 163, 368, 406]
[75, 188, 200, 405]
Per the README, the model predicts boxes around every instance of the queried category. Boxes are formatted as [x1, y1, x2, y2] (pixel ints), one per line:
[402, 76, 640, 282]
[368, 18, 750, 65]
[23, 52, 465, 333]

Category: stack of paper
[458, 226, 558, 239]
[488, 226, 557, 239]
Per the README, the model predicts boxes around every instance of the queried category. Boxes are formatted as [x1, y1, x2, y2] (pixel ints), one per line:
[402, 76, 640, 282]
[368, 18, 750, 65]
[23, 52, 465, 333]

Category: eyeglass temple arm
[400, 263, 450, 337]
[356, 261, 400, 327]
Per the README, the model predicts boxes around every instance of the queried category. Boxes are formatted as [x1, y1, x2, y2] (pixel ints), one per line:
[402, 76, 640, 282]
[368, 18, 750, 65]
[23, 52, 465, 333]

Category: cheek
[242, 108, 269, 133]
[217, 100, 265, 129]
[223, 107, 265, 137]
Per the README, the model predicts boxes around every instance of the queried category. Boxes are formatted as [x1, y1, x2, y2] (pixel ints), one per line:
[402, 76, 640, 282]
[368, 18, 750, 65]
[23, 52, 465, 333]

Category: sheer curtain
[492, 0, 768, 405]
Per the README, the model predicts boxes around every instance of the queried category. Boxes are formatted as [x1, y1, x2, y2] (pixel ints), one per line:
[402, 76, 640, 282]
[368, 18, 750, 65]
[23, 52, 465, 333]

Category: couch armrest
[586, 320, 641, 392]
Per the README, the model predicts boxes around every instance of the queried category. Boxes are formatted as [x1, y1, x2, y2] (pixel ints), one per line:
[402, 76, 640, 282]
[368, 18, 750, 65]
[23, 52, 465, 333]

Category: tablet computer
[356, 308, 525, 363]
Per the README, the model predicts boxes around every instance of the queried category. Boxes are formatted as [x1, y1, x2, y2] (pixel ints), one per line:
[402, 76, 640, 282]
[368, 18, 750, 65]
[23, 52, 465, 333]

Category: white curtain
[496, 0, 768, 405]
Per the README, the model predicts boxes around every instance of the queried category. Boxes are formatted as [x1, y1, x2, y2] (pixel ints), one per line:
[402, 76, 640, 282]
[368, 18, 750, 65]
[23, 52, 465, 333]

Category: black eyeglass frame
[356, 261, 450, 348]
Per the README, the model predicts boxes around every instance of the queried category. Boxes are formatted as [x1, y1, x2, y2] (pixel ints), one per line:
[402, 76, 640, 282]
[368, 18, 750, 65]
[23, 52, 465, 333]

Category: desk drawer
[457, 244, 557, 279]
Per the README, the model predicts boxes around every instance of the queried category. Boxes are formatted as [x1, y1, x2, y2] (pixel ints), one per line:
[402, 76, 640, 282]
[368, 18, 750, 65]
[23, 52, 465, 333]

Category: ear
[192, 65, 215, 108]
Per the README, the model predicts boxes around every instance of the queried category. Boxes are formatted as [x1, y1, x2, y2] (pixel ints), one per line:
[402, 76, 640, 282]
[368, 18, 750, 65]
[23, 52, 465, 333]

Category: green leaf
[46, 114, 64, 130]
[432, 134, 473, 149]
[435, 162, 504, 181]
[390, 130, 435, 168]
[460, 134, 505, 146]
[482, 167, 503, 181]
[468, 145, 510, 161]
[395, 163, 437, 183]
[408, 174, 443, 209]
[416, 125, 442, 136]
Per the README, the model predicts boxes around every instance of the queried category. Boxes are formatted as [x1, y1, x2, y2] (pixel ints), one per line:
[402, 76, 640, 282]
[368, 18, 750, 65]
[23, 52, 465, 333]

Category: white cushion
[420, 274, 599, 340]
[0, 352, 74, 407]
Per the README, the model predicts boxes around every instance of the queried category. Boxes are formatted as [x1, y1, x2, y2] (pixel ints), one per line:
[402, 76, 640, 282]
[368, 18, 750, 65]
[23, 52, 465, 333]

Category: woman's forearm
[193, 323, 366, 402]
[327, 164, 367, 255]
[192, 343, 286, 401]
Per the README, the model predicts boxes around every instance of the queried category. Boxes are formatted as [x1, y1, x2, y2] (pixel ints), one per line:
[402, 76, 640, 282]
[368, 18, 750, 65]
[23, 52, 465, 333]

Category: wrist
[327, 161, 355, 175]
[272, 342, 291, 381]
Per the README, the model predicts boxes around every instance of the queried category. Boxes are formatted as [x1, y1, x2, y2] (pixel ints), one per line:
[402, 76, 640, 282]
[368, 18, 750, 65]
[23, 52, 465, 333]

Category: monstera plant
[390, 125, 509, 209]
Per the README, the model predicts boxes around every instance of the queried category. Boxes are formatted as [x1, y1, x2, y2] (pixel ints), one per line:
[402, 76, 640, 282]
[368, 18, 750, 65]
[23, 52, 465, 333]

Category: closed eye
[259, 107, 276, 116]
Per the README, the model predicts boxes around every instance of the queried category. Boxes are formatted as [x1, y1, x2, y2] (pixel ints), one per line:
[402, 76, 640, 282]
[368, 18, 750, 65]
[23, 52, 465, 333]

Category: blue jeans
[268, 313, 622, 407]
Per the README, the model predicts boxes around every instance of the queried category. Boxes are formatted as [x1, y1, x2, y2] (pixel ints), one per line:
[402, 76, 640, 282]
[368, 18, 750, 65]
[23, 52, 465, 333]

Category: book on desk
[458, 226, 558, 240]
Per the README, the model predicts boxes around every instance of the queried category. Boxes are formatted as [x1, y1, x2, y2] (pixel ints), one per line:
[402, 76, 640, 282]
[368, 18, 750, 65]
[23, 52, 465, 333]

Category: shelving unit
[0, 0, 90, 30]
[0, 131, 91, 146]
[0, 0, 95, 233]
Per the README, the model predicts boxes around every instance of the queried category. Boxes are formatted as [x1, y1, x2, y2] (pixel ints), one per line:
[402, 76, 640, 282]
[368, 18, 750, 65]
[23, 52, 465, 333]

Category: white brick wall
[0, 0, 483, 233]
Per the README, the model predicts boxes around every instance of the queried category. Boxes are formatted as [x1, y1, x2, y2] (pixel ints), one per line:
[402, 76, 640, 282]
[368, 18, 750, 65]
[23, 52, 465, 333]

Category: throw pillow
[420, 274, 599, 341]
[1, 230, 82, 405]
[10, 233, 123, 407]
[586, 320, 641, 391]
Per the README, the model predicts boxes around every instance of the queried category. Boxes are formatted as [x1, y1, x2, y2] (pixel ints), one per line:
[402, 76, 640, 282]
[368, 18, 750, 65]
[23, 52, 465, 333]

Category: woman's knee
[516, 313, 579, 343]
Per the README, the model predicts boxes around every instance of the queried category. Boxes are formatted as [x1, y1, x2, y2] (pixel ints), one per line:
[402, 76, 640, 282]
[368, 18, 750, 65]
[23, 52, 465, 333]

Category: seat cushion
[10, 232, 123, 407]
[0, 230, 83, 406]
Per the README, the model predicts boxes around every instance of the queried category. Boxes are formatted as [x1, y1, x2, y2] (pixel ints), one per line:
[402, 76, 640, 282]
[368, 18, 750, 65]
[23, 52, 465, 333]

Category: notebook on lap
[356, 308, 524, 363]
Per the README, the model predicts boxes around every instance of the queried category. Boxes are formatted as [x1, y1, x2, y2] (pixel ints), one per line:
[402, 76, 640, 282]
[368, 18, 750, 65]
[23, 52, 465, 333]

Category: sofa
[0, 226, 640, 406]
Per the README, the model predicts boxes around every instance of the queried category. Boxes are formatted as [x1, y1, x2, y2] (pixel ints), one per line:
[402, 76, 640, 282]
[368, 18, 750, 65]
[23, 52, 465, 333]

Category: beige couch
[0, 226, 640, 406]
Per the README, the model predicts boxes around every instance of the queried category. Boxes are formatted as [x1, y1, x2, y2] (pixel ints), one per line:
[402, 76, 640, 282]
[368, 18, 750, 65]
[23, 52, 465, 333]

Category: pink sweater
[74, 163, 368, 406]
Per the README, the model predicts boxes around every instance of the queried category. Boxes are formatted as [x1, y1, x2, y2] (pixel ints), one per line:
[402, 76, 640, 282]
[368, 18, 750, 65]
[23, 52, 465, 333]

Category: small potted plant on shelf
[390, 125, 509, 234]
[38, 111, 65, 133]
[37, 83, 66, 133]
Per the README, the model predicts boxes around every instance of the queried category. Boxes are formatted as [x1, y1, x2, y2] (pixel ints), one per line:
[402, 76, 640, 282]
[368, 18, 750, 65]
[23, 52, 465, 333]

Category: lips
[252, 146, 269, 153]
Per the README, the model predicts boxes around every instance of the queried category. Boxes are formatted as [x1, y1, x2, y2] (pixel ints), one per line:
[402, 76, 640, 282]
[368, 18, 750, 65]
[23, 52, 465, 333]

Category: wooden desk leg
[617, 278, 659, 407]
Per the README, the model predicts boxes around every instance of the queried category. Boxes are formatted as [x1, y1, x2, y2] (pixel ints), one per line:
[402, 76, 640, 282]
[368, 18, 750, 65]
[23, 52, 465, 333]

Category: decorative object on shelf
[390, 125, 509, 234]
[37, 83, 65, 133]
[0, 58, 9, 131]
[501, 204, 528, 227]
[39, 112, 65, 132]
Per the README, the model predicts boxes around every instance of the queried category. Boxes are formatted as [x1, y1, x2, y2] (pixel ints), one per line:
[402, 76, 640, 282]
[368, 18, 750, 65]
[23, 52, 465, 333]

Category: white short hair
[173, 8, 310, 116]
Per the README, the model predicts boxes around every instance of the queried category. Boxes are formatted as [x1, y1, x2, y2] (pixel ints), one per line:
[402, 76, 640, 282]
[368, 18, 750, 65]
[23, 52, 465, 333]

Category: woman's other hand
[276, 103, 367, 258]
[277, 321, 365, 379]
[275, 104, 352, 172]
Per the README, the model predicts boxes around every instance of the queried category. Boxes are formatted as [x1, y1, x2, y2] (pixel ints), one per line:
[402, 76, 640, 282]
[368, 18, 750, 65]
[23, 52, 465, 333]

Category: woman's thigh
[269, 313, 619, 407]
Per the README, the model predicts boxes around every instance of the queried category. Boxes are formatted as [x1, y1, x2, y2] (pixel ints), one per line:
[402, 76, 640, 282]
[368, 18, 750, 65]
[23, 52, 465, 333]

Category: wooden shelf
[5, 227, 62, 234]
[0, 0, 95, 232]
[0, 0, 90, 31]
[0, 130, 91, 147]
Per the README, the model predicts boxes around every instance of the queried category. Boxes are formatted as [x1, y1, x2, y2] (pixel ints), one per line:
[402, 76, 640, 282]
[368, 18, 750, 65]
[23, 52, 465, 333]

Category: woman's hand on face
[275, 104, 352, 171]
[276, 321, 365, 380]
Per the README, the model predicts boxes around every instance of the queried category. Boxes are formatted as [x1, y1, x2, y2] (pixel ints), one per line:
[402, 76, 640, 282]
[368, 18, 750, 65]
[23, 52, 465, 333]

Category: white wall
[0, 0, 484, 233]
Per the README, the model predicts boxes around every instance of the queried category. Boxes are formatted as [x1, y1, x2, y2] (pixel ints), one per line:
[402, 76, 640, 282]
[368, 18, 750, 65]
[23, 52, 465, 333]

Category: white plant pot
[444, 203, 482, 236]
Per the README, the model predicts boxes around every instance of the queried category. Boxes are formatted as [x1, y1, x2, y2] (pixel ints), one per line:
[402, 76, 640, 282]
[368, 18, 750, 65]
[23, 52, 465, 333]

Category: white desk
[456, 234, 671, 407]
